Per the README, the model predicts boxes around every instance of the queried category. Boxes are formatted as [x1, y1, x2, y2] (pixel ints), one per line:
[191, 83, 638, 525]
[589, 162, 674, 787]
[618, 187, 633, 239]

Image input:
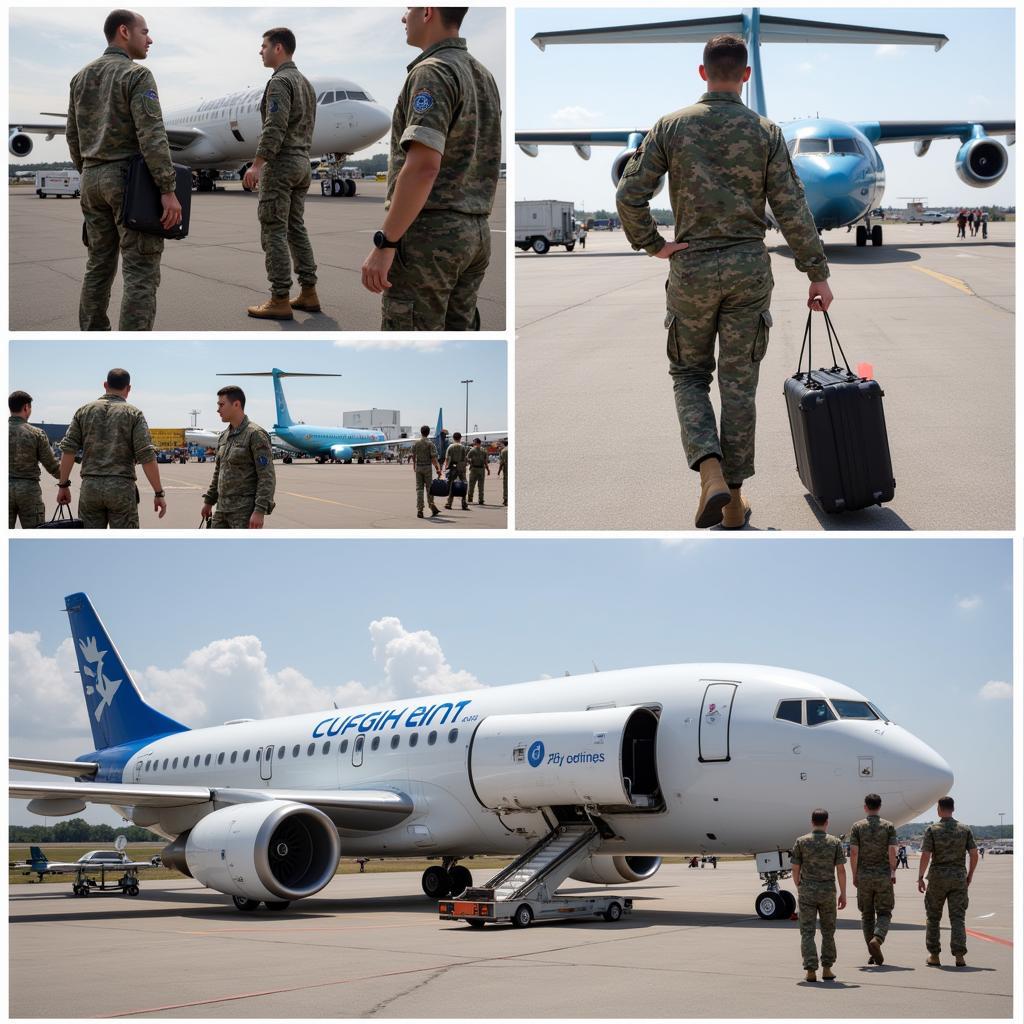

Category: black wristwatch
[373, 230, 400, 249]
[154, 490, 165, 498]
[57, 480, 71, 488]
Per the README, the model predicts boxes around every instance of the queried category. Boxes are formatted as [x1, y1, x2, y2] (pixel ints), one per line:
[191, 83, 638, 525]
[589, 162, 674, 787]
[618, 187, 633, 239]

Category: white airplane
[10, 593, 953, 918]
[184, 429, 220, 449]
[10, 77, 390, 195]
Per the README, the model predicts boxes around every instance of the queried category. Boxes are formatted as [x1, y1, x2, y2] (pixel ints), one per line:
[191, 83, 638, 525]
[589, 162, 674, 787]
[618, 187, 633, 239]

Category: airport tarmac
[516, 223, 1015, 531]
[18, 461, 508, 530]
[8, 857, 1012, 1018]
[9, 179, 506, 332]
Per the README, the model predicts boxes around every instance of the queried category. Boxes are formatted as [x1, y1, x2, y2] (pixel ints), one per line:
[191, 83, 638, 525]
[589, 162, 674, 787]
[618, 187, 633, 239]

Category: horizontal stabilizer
[9, 757, 97, 778]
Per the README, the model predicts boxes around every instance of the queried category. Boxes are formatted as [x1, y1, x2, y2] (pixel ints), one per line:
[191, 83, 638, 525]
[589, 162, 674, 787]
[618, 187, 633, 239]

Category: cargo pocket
[383, 298, 415, 331]
[751, 309, 772, 362]
[665, 312, 681, 362]
[122, 229, 163, 256]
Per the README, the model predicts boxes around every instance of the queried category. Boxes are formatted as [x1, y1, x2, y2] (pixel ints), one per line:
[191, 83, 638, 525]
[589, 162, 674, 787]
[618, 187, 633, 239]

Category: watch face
[373, 230, 385, 249]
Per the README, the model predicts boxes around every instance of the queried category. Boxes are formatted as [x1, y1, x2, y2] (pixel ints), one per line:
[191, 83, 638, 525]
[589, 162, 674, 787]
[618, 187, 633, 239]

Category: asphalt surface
[8, 857, 1012, 1018]
[9, 179, 506, 332]
[516, 222, 1015, 531]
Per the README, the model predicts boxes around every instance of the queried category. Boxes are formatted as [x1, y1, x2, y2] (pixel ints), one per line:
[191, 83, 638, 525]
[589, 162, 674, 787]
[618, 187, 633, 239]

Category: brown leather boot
[926, 954, 940, 967]
[694, 457, 730, 528]
[821, 966, 835, 981]
[955, 955, 966, 967]
[804, 969, 817, 983]
[290, 285, 321, 313]
[247, 295, 294, 320]
[721, 486, 751, 529]
[868, 937, 884, 965]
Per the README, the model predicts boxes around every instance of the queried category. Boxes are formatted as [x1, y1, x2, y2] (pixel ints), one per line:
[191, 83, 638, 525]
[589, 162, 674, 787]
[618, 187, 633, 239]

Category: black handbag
[122, 155, 192, 239]
[35, 505, 85, 529]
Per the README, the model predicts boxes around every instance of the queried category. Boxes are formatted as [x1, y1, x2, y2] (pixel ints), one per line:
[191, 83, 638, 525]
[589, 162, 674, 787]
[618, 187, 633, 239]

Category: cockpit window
[796, 138, 829, 154]
[868, 702, 892, 723]
[320, 92, 335, 104]
[831, 700, 878, 720]
[347, 90, 369, 101]
[786, 139, 797, 155]
[832, 138, 861, 155]
[775, 700, 803, 724]
[806, 699, 836, 725]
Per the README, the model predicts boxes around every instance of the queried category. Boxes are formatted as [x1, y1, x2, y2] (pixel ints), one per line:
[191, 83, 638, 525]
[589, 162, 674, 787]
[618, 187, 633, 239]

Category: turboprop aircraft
[515, 9, 1014, 247]
[10, 593, 953, 917]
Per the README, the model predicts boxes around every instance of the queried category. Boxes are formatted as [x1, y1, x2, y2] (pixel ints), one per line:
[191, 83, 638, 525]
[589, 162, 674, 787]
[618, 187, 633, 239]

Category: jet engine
[955, 136, 1008, 187]
[10, 131, 33, 157]
[330, 444, 354, 461]
[610, 147, 639, 185]
[161, 800, 340, 903]
[570, 854, 662, 885]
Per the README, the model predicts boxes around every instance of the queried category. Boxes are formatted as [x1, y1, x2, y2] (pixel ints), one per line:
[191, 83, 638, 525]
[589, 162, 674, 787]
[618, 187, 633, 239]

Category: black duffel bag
[122, 155, 192, 239]
[36, 505, 85, 529]
[428, 478, 450, 497]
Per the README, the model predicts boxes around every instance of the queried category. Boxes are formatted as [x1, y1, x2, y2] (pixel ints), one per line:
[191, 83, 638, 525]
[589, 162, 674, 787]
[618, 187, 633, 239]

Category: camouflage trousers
[798, 885, 837, 969]
[259, 154, 317, 297]
[414, 468, 439, 513]
[501, 467, 508, 505]
[9, 479, 46, 528]
[80, 161, 165, 331]
[665, 242, 773, 484]
[445, 466, 468, 507]
[468, 467, 486, 503]
[925, 875, 969, 955]
[856, 873, 895, 945]
[382, 211, 490, 330]
[212, 506, 256, 529]
[78, 477, 139, 529]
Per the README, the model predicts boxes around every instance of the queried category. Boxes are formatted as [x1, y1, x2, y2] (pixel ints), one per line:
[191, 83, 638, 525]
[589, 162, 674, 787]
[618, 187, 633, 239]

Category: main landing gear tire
[781, 890, 797, 916]
[871, 224, 883, 246]
[603, 901, 623, 923]
[448, 865, 473, 897]
[755, 891, 787, 920]
[565, 242, 576, 252]
[232, 896, 261, 912]
[344, 178, 357, 197]
[265, 900, 291, 912]
[855, 225, 867, 247]
[125, 883, 140, 897]
[531, 237, 550, 255]
[512, 904, 534, 929]
[422, 865, 452, 900]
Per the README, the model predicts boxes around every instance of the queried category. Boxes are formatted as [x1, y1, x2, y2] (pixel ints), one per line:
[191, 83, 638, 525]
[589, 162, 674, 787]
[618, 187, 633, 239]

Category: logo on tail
[78, 636, 123, 722]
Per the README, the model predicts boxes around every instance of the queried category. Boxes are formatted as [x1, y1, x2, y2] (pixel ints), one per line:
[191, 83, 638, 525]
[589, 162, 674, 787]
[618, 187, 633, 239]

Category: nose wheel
[856, 222, 884, 247]
[422, 861, 474, 900]
[755, 889, 796, 919]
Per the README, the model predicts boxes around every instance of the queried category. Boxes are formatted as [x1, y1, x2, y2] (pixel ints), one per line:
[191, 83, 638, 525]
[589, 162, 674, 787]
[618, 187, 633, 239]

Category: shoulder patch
[144, 88, 158, 100]
[257, 454, 269, 467]
[269, 97, 280, 114]
[412, 89, 434, 114]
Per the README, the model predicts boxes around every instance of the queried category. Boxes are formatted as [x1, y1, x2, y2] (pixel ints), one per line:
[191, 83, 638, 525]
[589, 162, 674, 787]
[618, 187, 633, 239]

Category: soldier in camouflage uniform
[68, 10, 182, 331]
[918, 796, 978, 967]
[497, 439, 509, 506]
[9, 391, 60, 528]
[790, 808, 847, 982]
[201, 386, 276, 529]
[411, 424, 442, 518]
[244, 27, 319, 321]
[615, 34, 833, 529]
[362, 8, 501, 330]
[442, 431, 469, 510]
[57, 368, 166, 529]
[467, 437, 490, 504]
[849, 793, 898, 965]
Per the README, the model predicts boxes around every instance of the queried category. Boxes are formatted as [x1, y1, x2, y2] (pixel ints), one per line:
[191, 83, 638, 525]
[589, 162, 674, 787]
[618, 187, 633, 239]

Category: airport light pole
[999, 812, 1005, 838]
[189, 409, 201, 428]
[460, 379, 473, 435]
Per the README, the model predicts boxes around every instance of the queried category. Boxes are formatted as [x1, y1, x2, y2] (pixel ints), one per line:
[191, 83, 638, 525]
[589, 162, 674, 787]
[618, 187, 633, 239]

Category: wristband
[154, 490, 165, 498]
[58, 480, 71, 488]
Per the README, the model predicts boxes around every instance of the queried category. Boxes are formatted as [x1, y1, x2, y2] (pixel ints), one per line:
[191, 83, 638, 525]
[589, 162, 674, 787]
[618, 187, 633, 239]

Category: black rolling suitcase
[122, 156, 192, 239]
[784, 311, 895, 513]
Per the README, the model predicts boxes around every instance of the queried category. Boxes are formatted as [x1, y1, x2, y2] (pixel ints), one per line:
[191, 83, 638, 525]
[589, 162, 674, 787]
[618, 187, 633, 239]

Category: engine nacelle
[166, 800, 340, 903]
[570, 854, 662, 885]
[955, 136, 1008, 187]
[10, 131, 33, 157]
[610, 147, 639, 185]
[330, 445, 354, 461]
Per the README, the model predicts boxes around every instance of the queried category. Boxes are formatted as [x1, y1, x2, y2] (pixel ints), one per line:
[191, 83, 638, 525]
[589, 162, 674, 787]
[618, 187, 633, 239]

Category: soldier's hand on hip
[154, 496, 167, 518]
[248, 511, 265, 529]
[807, 280, 834, 311]
[654, 241, 689, 260]
[160, 192, 183, 231]
[361, 248, 396, 293]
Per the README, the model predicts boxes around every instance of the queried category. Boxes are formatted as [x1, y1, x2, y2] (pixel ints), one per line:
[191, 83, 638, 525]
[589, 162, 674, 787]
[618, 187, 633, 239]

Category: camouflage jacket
[498, 446, 508, 473]
[411, 436, 438, 469]
[203, 416, 276, 514]
[386, 38, 501, 216]
[9, 417, 60, 481]
[256, 61, 316, 161]
[467, 446, 488, 469]
[615, 91, 829, 281]
[60, 395, 156, 478]
[791, 829, 846, 887]
[922, 818, 976, 879]
[850, 815, 897, 875]
[444, 442, 467, 468]
[67, 46, 176, 193]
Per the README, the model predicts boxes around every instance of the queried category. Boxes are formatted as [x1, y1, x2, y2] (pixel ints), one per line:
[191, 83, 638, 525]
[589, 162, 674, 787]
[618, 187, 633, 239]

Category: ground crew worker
[919, 796, 978, 967]
[790, 808, 847, 983]
[56, 368, 166, 528]
[467, 437, 490, 504]
[201, 386, 276, 528]
[443, 430, 469, 510]
[497, 438, 509, 506]
[615, 34, 833, 530]
[411, 424, 442, 518]
[9, 391, 60, 528]
[244, 27, 318, 320]
[68, 9, 182, 331]
[849, 793, 898, 965]
[361, 7, 501, 330]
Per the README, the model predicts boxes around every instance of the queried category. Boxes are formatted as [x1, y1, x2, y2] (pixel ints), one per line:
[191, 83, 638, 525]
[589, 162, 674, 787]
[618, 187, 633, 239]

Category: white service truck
[515, 200, 578, 254]
[35, 171, 81, 198]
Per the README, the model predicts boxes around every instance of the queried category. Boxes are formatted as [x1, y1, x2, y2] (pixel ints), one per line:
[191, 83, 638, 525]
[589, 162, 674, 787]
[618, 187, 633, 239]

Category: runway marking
[966, 928, 1013, 947]
[976, 912, 995, 919]
[282, 490, 382, 514]
[911, 266, 975, 295]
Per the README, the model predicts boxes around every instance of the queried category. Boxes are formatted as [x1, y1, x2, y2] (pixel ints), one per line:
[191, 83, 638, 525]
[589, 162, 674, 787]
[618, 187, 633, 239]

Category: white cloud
[9, 632, 85, 744]
[797, 61, 815, 73]
[367, 616, 480, 697]
[875, 45, 906, 57]
[956, 595, 982, 611]
[979, 681, 1012, 701]
[551, 105, 604, 125]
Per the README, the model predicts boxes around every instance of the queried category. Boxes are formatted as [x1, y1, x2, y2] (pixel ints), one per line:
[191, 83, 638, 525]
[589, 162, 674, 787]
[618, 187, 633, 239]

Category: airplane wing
[855, 120, 1015, 145]
[10, 757, 98, 778]
[10, 122, 205, 151]
[9, 122, 67, 139]
[166, 127, 207, 151]
[344, 432, 509, 451]
[516, 129, 640, 149]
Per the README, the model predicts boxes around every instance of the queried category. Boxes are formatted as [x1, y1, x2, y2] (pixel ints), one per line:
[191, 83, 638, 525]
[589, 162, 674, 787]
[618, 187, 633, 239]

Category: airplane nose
[370, 103, 392, 144]
[798, 157, 872, 229]
[884, 726, 954, 818]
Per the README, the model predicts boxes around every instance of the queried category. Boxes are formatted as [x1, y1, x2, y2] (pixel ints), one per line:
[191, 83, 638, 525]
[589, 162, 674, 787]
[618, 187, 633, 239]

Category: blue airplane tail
[64, 593, 189, 752]
[29, 846, 47, 865]
[271, 368, 293, 428]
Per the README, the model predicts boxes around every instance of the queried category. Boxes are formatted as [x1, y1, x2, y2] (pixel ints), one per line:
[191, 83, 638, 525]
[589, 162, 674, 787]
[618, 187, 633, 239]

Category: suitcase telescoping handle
[795, 308, 854, 382]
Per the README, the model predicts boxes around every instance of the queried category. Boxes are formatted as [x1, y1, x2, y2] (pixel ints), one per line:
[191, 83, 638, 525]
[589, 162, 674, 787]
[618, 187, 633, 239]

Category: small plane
[11, 844, 160, 896]
[515, 9, 1014, 247]
[10, 592, 953, 917]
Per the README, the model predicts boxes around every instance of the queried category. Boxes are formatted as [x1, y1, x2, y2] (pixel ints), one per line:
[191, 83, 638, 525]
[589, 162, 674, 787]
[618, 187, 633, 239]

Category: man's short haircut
[473, 437, 481, 444]
[438, 8, 468, 30]
[106, 368, 131, 390]
[217, 385, 246, 409]
[104, 9, 138, 42]
[9, 390, 33, 413]
[938, 796, 955, 812]
[864, 793, 882, 811]
[703, 34, 748, 82]
[420, 425, 430, 436]
[263, 27, 296, 54]
[811, 808, 829, 827]
[453, 431, 462, 441]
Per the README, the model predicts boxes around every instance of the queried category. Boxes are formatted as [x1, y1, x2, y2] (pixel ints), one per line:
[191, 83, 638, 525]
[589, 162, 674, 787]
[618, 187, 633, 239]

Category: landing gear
[871, 224, 883, 246]
[264, 900, 291, 912]
[232, 895, 260, 912]
[755, 891, 787, 919]
[855, 225, 867, 247]
[755, 857, 796, 920]
[448, 864, 473, 897]
[421, 865, 452, 899]
[856, 220, 883, 247]
[193, 170, 219, 193]
[283, 455, 292, 464]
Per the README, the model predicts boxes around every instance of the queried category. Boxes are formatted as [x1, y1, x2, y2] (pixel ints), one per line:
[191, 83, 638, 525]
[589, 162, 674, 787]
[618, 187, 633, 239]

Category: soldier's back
[70, 49, 152, 163]
[924, 819, 974, 877]
[793, 830, 843, 885]
[850, 816, 896, 872]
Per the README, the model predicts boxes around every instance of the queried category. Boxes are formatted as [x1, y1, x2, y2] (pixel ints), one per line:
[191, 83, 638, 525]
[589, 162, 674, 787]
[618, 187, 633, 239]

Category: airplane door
[260, 744, 273, 781]
[699, 682, 738, 762]
[134, 760, 143, 782]
[352, 735, 364, 768]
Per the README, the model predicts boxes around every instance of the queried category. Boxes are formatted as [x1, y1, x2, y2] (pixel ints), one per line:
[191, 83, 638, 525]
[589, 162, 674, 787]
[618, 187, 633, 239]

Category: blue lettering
[407, 706, 428, 728]
[425, 702, 453, 725]
[360, 711, 383, 732]
[327, 717, 349, 737]
[452, 699, 472, 721]
[342, 714, 365, 735]
[313, 718, 334, 738]
[378, 707, 403, 730]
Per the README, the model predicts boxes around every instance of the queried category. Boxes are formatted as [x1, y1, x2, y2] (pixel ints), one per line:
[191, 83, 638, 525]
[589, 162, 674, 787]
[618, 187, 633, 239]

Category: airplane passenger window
[278, 746, 286, 760]
[292, 744, 300, 758]
[832, 138, 860, 155]
[163, 759, 169, 770]
[255, 748, 261, 761]
[409, 732, 419, 748]
[204, 754, 212, 765]
[172, 758, 178, 769]
[797, 138, 829, 154]
[348, 91, 368, 101]
[391, 735, 400, 750]
[448, 728, 459, 743]
[831, 700, 877, 720]
[340, 739, 349, 753]
[217, 752, 225, 764]
[322, 741, 331, 755]
[428, 731, 438, 745]
[371, 736, 381, 751]
[243, 750, 250, 762]
[805, 699, 836, 725]
[307, 743, 316, 756]
[775, 700, 802, 724]
[145, 761, 151, 771]
[354, 736, 364, 750]
[230, 751, 237, 763]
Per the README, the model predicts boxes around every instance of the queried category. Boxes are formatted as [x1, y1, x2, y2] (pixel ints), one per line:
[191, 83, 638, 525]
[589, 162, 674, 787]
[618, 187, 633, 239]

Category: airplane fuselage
[271, 424, 388, 459]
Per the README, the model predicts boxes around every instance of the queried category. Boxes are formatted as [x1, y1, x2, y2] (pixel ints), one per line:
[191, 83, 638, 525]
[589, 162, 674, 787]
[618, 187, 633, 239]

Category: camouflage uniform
[256, 61, 318, 297]
[411, 436, 440, 514]
[467, 445, 489, 504]
[59, 395, 156, 529]
[615, 92, 829, 484]
[203, 416, 276, 528]
[791, 828, 846, 971]
[850, 814, 897, 948]
[498, 443, 509, 506]
[382, 38, 501, 331]
[443, 441, 468, 508]
[922, 818, 976, 956]
[67, 46, 177, 331]
[9, 417, 60, 528]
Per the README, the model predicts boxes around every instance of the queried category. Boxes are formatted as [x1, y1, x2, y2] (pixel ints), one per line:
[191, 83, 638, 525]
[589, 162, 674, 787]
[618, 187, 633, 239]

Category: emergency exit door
[699, 682, 738, 762]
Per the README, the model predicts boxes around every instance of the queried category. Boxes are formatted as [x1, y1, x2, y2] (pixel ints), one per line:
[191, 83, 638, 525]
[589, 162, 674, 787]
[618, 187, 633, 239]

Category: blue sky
[9, 539, 1012, 826]
[9, 340, 507, 434]
[516, 7, 1015, 208]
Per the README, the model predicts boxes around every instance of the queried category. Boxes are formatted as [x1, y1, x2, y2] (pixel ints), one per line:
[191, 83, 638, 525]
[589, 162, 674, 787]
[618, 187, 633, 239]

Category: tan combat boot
[247, 295, 294, 320]
[804, 969, 817, 983]
[721, 486, 751, 529]
[868, 937, 884, 965]
[955, 955, 966, 967]
[926, 954, 941, 967]
[290, 285, 321, 313]
[821, 966, 835, 981]
[694, 457, 730, 528]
